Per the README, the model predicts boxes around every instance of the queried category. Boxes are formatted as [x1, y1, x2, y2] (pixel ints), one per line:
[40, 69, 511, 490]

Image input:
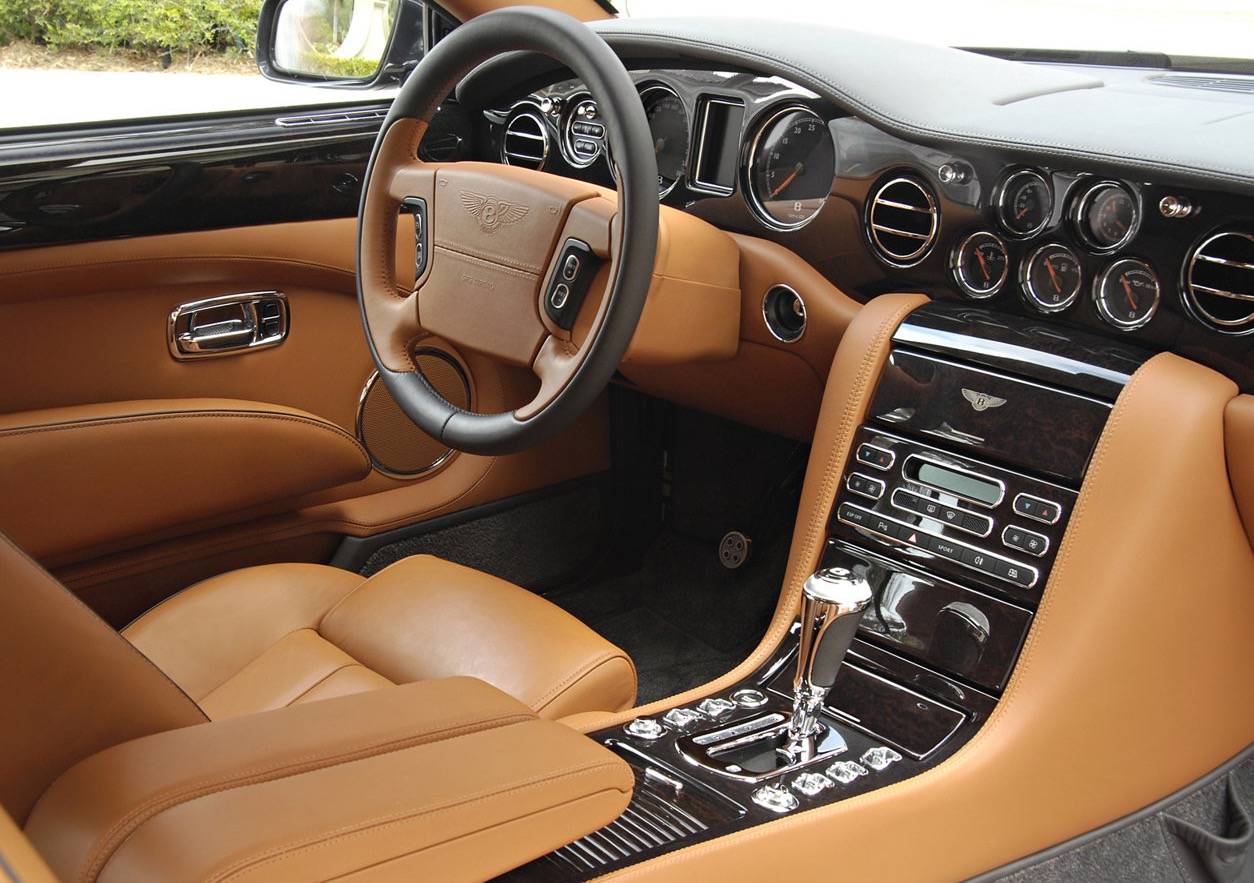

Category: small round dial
[1077, 181, 1139, 251]
[1094, 258, 1160, 330]
[1021, 243, 1083, 313]
[641, 86, 689, 198]
[952, 231, 1009, 299]
[747, 107, 835, 230]
[998, 169, 1053, 238]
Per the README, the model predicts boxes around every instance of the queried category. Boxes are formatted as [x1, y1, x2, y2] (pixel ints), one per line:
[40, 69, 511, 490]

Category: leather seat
[122, 554, 637, 722]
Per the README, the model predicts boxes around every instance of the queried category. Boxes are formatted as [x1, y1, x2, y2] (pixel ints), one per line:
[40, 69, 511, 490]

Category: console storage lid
[25, 677, 634, 883]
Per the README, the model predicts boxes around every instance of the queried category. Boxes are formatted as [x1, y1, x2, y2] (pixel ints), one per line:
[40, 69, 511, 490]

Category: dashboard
[476, 67, 1254, 390]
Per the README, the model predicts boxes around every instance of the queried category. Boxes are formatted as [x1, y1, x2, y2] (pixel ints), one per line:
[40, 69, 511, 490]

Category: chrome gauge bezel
[995, 168, 1054, 239]
[560, 92, 603, 169]
[744, 104, 833, 232]
[1092, 257, 1161, 331]
[1020, 243, 1083, 314]
[1071, 179, 1141, 254]
[638, 82, 688, 199]
[951, 231, 1009, 299]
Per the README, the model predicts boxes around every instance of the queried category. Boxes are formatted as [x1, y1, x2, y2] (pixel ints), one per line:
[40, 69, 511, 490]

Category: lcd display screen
[693, 98, 745, 193]
[916, 463, 1000, 505]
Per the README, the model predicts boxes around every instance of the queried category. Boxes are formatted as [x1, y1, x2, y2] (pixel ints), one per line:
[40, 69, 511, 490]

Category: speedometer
[747, 106, 835, 230]
[640, 85, 689, 198]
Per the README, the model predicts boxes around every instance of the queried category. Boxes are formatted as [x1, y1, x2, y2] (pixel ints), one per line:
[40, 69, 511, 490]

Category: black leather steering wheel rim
[356, 7, 659, 457]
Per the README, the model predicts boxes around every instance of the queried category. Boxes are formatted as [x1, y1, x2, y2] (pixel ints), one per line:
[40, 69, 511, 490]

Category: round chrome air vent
[866, 176, 939, 267]
[1183, 231, 1254, 334]
[500, 107, 548, 171]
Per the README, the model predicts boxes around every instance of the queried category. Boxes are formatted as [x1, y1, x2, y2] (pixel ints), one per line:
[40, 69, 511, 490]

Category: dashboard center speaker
[356, 347, 471, 477]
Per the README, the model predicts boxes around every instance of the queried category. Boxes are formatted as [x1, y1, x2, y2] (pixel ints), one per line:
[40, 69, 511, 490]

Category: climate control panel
[831, 427, 1077, 605]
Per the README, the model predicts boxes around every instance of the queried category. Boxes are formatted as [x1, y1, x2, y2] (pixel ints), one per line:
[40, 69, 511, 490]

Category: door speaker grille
[356, 347, 470, 477]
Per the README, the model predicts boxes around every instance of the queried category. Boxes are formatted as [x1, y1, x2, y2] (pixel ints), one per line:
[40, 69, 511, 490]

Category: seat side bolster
[25, 678, 532, 883]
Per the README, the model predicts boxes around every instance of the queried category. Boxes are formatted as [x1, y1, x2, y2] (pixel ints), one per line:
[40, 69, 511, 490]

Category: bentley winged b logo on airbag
[961, 388, 1008, 412]
[459, 190, 530, 232]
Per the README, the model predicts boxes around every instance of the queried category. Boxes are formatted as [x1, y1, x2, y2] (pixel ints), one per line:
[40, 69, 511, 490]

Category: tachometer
[747, 106, 835, 230]
[640, 85, 689, 198]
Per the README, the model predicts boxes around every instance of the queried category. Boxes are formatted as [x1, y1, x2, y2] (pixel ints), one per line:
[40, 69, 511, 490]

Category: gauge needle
[975, 249, 990, 282]
[1045, 258, 1062, 294]
[770, 163, 803, 198]
[1016, 204, 1031, 220]
[1121, 275, 1138, 310]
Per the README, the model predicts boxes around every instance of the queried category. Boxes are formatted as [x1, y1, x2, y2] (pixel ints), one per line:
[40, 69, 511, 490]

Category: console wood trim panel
[601, 352, 1254, 881]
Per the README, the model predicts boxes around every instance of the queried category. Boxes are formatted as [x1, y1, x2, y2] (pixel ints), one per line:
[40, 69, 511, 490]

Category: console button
[855, 443, 895, 471]
[892, 490, 923, 513]
[939, 507, 964, 528]
[963, 511, 994, 536]
[837, 504, 871, 529]
[847, 473, 886, 501]
[752, 784, 799, 813]
[870, 515, 901, 540]
[962, 546, 999, 575]
[998, 560, 1037, 588]
[1013, 493, 1062, 525]
[931, 536, 964, 561]
[1003, 525, 1049, 557]
[826, 760, 868, 784]
[561, 254, 581, 281]
[625, 718, 667, 740]
[860, 746, 902, 771]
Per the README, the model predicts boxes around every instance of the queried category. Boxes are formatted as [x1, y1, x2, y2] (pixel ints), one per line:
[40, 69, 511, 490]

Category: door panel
[0, 217, 610, 615]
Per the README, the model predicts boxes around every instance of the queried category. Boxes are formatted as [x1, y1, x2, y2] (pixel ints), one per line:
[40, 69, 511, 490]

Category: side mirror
[256, 0, 434, 88]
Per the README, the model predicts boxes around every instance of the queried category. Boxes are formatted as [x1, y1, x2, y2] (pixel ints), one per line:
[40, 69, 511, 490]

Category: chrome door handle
[169, 291, 288, 360]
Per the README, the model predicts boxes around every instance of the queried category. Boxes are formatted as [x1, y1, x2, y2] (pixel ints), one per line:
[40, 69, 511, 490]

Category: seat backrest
[0, 534, 205, 823]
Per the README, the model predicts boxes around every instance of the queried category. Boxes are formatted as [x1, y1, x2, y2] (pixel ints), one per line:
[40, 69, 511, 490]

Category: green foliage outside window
[0, 0, 264, 55]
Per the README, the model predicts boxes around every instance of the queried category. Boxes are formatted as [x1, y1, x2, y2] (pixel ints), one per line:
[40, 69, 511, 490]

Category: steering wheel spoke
[356, 8, 657, 455]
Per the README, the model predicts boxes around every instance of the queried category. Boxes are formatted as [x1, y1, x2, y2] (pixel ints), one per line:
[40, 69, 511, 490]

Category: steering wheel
[356, 7, 658, 456]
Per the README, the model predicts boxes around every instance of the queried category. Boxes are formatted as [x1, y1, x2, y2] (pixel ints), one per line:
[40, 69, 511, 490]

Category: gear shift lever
[788, 567, 873, 744]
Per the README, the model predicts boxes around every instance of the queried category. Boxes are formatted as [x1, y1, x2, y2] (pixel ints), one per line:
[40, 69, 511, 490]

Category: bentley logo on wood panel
[961, 388, 1007, 412]
[459, 190, 530, 232]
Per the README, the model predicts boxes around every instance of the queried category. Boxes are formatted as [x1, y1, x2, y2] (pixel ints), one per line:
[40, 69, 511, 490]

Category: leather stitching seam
[532, 653, 639, 714]
[208, 761, 628, 883]
[81, 711, 534, 883]
[0, 410, 368, 463]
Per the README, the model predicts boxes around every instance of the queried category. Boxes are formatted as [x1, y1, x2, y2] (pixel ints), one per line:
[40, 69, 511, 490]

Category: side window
[0, 0, 453, 130]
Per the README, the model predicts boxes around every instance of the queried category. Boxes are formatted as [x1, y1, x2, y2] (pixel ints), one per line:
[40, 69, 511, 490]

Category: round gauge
[1075, 181, 1139, 251]
[1021, 243, 1083, 313]
[952, 231, 1009, 299]
[640, 86, 689, 198]
[997, 169, 1053, 238]
[1094, 258, 1160, 330]
[747, 106, 835, 230]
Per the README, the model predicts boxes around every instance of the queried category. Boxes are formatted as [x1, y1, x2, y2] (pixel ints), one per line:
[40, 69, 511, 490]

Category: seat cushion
[123, 556, 637, 721]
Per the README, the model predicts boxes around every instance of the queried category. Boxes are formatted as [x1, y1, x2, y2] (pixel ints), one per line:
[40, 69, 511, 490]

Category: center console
[502, 302, 1152, 882]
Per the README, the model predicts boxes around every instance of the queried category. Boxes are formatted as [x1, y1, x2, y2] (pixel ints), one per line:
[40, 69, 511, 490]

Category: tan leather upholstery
[125, 554, 637, 721]
[0, 805, 56, 883]
[0, 399, 370, 561]
[0, 534, 205, 824]
[1225, 393, 1254, 546]
[26, 678, 633, 883]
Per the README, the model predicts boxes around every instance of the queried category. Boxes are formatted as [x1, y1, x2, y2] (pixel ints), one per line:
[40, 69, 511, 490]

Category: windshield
[613, 0, 1254, 66]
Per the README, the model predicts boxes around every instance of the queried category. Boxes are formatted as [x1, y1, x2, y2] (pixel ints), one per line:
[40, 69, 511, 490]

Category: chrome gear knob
[788, 567, 873, 741]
